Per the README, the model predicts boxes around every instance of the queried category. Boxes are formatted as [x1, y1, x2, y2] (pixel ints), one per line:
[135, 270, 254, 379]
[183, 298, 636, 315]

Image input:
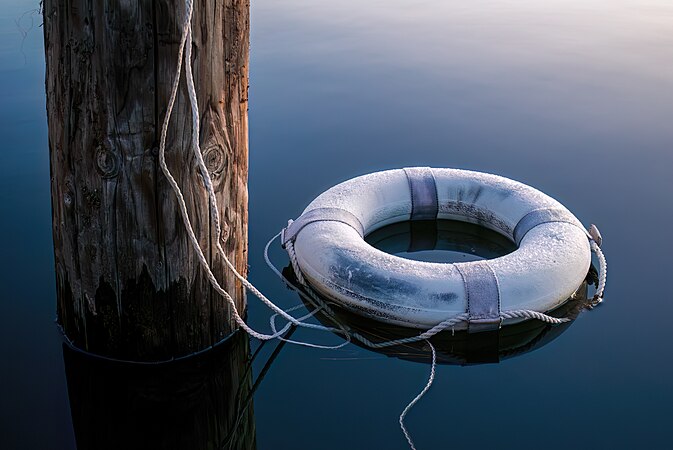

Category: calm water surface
[1, 1, 672, 448]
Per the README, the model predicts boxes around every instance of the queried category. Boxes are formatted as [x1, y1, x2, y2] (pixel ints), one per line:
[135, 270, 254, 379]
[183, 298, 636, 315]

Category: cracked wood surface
[43, 0, 250, 360]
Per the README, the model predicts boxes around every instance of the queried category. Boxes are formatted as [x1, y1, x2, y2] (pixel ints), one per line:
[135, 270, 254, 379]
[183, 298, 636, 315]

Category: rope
[399, 341, 436, 450]
[183, 1, 340, 336]
[589, 240, 607, 307]
[286, 239, 307, 286]
[269, 304, 352, 350]
[158, 0, 292, 342]
[159, 3, 606, 447]
[275, 228, 571, 348]
[500, 309, 569, 324]
[270, 239, 578, 450]
[264, 233, 347, 327]
[159, 0, 346, 346]
[267, 231, 468, 349]
[163, 0, 594, 346]
[341, 309, 567, 349]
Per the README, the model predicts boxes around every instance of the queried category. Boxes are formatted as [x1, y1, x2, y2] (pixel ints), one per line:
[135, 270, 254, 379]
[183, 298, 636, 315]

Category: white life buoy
[281, 168, 596, 332]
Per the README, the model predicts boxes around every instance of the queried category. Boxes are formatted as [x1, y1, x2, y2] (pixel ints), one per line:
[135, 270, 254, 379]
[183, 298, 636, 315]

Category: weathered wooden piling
[43, 0, 250, 360]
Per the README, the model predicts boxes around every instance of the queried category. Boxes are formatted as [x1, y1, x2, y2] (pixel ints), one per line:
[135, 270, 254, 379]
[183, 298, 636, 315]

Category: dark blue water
[2, 1, 673, 448]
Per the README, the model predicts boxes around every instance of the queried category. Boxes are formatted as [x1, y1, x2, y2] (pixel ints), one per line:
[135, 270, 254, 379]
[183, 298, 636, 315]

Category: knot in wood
[95, 146, 119, 179]
[203, 144, 227, 177]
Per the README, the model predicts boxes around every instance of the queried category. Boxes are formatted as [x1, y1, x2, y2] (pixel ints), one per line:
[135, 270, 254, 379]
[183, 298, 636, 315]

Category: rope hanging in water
[159, 1, 607, 447]
[162, 0, 608, 351]
[400, 341, 436, 450]
[159, 4, 436, 443]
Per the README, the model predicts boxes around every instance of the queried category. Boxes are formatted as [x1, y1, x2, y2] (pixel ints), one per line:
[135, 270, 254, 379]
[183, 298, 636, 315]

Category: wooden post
[43, 0, 250, 360]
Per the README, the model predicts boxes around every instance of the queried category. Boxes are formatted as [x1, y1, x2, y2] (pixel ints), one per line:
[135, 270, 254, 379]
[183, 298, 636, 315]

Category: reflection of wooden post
[63, 332, 256, 450]
[43, 1, 250, 360]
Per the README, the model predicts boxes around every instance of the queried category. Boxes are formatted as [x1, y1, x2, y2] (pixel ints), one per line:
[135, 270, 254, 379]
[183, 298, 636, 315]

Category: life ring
[281, 167, 597, 333]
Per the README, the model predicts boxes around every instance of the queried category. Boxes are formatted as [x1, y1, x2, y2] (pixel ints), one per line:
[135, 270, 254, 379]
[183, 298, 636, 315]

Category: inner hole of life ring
[365, 220, 516, 264]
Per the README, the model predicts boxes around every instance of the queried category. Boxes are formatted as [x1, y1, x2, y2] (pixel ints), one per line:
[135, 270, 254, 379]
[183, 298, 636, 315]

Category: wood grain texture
[43, 0, 250, 360]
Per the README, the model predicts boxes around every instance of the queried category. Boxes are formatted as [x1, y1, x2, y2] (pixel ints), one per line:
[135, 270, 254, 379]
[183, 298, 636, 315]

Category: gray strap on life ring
[403, 167, 439, 220]
[455, 262, 502, 333]
[281, 207, 365, 248]
[513, 207, 587, 245]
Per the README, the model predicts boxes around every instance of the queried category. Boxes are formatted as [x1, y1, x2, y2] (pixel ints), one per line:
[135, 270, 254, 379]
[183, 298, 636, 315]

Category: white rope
[500, 309, 569, 324]
[158, 0, 324, 342]
[264, 233, 346, 326]
[268, 232, 468, 349]
[286, 239, 307, 286]
[269, 304, 352, 350]
[182, 4, 341, 337]
[349, 309, 567, 349]
[158, 3, 605, 448]
[590, 240, 607, 307]
[264, 234, 356, 348]
[267, 232, 571, 352]
[159, 0, 351, 346]
[165, 0, 586, 345]
[399, 341, 436, 450]
[350, 315, 467, 349]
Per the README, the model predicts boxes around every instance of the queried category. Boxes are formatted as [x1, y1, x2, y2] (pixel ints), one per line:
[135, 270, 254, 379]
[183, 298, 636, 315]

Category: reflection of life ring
[282, 167, 597, 333]
[289, 273, 590, 366]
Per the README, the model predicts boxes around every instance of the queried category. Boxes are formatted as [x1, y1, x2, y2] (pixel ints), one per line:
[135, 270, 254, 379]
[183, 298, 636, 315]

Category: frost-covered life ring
[281, 168, 599, 333]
